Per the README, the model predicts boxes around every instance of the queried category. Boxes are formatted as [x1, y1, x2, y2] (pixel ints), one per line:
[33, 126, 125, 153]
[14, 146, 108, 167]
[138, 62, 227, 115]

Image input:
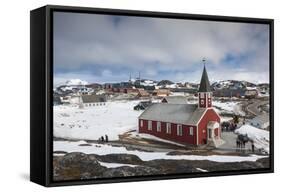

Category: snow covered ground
[196, 168, 208, 172]
[220, 116, 233, 122]
[213, 101, 245, 116]
[129, 132, 186, 147]
[170, 92, 190, 96]
[54, 100, 142, 140]
[54, 99, 244, 141]
[54, 140, 266, 163]
[184, 99, 244, 116]
[98, 161, 138, 168]
[235, 124, 270, 153]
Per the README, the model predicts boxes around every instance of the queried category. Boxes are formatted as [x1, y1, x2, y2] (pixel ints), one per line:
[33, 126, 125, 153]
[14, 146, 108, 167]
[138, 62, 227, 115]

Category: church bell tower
[198, 59, 212, 108]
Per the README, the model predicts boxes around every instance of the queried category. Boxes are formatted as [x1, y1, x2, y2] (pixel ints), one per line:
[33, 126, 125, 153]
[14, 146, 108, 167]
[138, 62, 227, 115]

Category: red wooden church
[138, 65, 224, 147]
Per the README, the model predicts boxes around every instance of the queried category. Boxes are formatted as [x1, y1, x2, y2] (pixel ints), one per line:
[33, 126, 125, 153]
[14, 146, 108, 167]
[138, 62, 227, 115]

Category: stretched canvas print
[30, 5, 273, 186]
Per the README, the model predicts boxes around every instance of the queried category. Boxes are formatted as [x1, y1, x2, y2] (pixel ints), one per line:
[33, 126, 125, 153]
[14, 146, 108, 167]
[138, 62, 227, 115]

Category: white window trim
[140, 120, 143, 127]
[148, 120, 152, 130]
[189, 127, 194, 136]
[177, 124, 183, 136]
[157, 122, 161, 132]
[166, 123, 171, 134]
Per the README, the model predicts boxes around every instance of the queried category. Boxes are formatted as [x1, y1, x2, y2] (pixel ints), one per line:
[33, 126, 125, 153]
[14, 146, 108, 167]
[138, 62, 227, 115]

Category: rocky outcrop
[53, 152, 106, 181]
[102, 166, 160, 178]
[90, 153, 143, 165]
[53, 152, 270, 181]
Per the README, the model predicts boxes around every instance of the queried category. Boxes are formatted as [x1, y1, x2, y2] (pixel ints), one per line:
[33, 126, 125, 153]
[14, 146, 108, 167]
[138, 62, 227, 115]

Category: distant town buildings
[152, 89, 170, 97]
[137, 89, 150, 98]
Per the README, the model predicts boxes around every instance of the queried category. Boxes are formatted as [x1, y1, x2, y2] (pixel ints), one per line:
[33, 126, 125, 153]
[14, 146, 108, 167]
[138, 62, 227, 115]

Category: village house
[152, 89, 170, 97]
[60, 96, 72, 105]
[245, 89, 258, 99]
[103, 83, 113, 89]
[258, 83, 270, 95]
[81, 94, 107, 107]
[122, 88, 139, 95]
[134, 101, 152, 110]
[138, 66, 224, 147]
[137, 89, 150, 98]
[213, 89, 245, 98]
[250, 114, 269, 130]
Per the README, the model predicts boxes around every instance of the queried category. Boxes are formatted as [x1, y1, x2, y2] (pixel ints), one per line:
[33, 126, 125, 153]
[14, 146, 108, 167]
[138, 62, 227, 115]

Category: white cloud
[53, 12, 270, 83]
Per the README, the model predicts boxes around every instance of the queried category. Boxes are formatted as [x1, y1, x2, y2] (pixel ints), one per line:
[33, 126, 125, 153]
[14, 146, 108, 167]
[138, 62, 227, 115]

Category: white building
[81, 95, 106, 107]
[250, 114, 269, 130]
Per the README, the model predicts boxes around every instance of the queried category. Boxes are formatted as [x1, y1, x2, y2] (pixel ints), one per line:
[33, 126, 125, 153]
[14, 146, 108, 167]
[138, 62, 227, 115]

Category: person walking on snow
[251, 141, 255, 153]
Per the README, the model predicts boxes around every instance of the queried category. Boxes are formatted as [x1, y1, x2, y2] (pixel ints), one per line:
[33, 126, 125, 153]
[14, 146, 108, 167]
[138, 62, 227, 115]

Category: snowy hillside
[54, 100, 142, 140]
[235, 124, 269, 153]
[157, 80, 178, 89]
[212, 80, 256, 90]
[65, 79, 88, 86]
[139, 79, 158, 87]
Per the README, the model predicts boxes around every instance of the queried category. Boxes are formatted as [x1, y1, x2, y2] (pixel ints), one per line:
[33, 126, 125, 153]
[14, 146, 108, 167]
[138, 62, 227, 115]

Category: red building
[138, 66, 224, 147]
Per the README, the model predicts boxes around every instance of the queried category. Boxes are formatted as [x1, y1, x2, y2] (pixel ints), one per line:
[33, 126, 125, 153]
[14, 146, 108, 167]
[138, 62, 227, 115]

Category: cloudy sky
[53, 12, 270, 85]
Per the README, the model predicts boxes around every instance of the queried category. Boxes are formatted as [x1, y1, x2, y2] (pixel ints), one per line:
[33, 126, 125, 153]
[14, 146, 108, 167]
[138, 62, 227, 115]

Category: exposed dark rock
[144, 159, 200, 174]
[53, 152, 270, 181]
[102, 166, 160, 178]
[78, 143, 92, 146]
[256, 157, 270, 167]
[90, 153, 143, 165]
[53, 150, 68, 155]
[53, 152, 106, 181]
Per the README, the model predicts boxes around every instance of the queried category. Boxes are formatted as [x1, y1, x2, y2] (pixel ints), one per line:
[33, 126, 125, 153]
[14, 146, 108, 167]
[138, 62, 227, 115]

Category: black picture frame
[30, 5, 274, 187]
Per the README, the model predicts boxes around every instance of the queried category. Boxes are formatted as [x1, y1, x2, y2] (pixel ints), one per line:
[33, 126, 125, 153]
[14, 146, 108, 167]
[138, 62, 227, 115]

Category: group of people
[236, 138, 255, 153]
[236, 139, 247, 149]
[98, 134, 109, 143]
[221, 122, 238, 132]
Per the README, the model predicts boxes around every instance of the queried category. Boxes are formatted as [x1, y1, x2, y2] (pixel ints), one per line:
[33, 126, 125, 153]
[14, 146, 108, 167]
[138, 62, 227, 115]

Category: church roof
[162, 96, 188, 104]
[139, 103, 206, 125]
[198, 65, 212, 92]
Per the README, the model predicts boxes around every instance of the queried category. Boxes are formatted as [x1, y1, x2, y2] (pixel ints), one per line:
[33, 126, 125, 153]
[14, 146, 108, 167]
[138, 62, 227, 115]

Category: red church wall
[197, 108, 220, 145]
[138, 119, 196, 145]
